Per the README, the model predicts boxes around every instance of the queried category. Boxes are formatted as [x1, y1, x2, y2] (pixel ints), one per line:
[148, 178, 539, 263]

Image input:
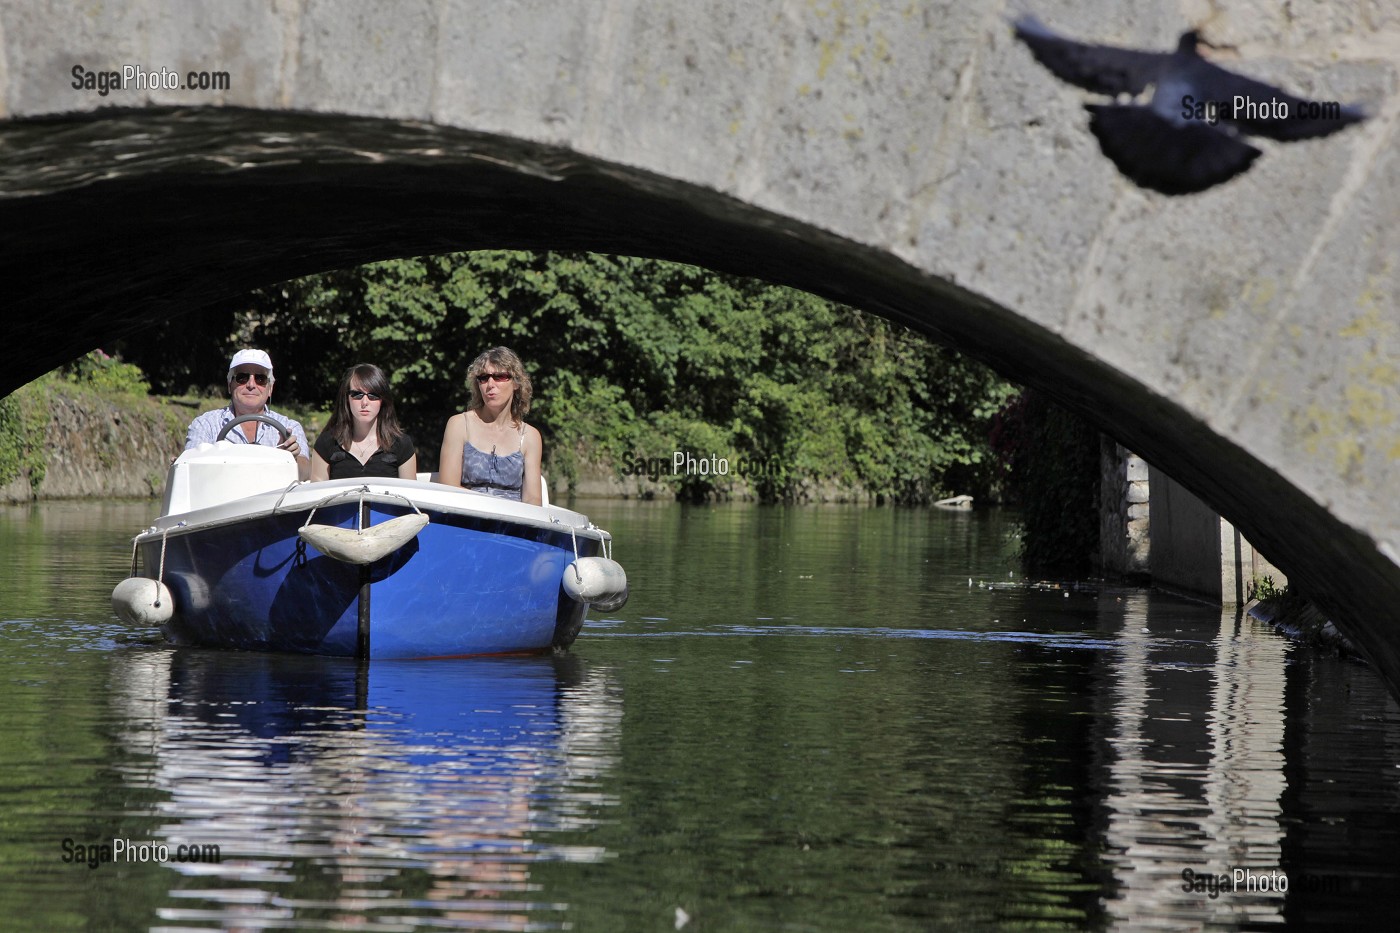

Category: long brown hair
[466, 347, 532, 425]
[328, 363, 406, 449]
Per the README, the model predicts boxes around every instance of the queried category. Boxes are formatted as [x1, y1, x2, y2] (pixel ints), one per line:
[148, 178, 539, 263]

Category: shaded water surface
[1, 498, 1398, 930]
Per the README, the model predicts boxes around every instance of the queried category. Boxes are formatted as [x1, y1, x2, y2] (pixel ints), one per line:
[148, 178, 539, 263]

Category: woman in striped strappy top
[437, 347, 544, 505]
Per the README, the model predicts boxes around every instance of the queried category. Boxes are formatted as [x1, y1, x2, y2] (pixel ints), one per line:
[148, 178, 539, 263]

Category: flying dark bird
[1012, 15, 1368, 194]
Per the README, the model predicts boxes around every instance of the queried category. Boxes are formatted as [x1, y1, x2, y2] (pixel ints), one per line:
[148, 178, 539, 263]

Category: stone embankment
[1249, 596, 1362, 661]
[1, 389, 189, 503]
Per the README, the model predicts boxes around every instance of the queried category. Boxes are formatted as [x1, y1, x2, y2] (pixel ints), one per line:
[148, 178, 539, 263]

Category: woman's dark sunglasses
[475, 372, 513, 384]
[233, 372, 269, 386]
[349, 390, 381, 401]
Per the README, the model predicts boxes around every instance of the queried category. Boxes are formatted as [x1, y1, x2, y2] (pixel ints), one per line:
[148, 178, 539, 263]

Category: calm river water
[2, 498, 1399, 931]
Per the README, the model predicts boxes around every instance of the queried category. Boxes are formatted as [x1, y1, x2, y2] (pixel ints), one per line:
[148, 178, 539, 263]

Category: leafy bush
[1250, 575, 1285, 601]
[62, 350, 150, 395]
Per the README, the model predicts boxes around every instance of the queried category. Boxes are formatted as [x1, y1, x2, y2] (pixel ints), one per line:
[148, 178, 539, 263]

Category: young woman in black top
[310, 364, 418, 481]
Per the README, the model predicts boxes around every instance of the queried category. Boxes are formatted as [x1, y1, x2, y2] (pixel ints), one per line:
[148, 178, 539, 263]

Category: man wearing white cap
[184, 349, 311, 480]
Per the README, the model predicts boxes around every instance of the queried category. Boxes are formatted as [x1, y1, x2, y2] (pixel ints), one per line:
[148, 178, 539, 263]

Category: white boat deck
[143, 442, 607, 543]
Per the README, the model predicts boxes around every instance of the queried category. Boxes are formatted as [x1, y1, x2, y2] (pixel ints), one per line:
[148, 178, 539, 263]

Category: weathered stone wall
[0, 392, 185, 503]
[1148, 466, 1289, 607]
[1099, 439, 1150, 581]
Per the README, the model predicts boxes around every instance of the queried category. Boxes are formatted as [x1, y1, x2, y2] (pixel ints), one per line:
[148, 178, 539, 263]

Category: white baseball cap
[228, 349, 274, 378]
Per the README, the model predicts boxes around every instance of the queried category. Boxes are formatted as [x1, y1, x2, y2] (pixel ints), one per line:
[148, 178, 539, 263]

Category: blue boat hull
[144, 502, 596, 659]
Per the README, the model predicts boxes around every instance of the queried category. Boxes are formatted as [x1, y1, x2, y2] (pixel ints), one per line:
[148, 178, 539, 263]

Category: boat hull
[139, 492, 600, 659]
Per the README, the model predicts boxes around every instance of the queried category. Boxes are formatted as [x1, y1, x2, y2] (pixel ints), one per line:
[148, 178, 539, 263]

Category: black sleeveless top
[314, 432, 416, 479]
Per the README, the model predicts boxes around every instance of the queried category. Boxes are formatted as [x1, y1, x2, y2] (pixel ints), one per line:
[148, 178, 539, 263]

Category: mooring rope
[569, 525, 583, 582]
[128, 528, 172, 609]
[586, 521, 612, 561]
[295, 485, 426, 530]
[154, 528, 170, 608]
[270, 479, 304, 514]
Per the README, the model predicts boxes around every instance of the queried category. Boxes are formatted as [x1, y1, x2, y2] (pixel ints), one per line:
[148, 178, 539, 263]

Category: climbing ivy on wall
[992, 388, 1101, 577]
[0, 387, 49, 492]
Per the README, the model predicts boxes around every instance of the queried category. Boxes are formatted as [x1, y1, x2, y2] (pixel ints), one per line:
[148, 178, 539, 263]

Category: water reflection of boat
[161, 649, 591, 760]
[113, 441, 628, 658]
[109, 648, 622, 930]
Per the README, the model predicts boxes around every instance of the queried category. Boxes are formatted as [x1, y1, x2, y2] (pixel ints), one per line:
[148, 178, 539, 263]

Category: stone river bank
[1, 387, 193, 503]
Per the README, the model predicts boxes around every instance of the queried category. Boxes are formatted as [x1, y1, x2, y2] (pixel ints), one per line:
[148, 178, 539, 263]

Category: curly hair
[466, 347, 532, 425]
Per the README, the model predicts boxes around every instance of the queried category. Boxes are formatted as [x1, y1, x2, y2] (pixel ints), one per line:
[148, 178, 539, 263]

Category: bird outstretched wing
[1180, 58, 1369, 140]
[1012, 15, 1166, 97]
[1086, 105, 1261, 195]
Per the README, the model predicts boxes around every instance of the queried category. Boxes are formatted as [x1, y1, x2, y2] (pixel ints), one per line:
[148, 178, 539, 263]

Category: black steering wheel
[217, 414, 291, 443]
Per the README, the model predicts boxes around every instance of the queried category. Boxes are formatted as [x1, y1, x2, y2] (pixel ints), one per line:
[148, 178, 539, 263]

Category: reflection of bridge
[2, 4, 1397, 689]
[1095, 595, 1290, 927]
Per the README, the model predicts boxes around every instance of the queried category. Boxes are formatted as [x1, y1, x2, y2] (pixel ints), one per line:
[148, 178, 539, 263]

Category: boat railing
[415, 472, 550, 508]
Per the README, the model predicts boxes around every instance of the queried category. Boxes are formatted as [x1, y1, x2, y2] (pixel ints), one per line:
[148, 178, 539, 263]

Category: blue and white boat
[112, 433, 627, 659]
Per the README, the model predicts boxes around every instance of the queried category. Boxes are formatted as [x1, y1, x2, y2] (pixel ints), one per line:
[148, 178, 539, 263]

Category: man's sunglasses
[349, 390, 381, 401]
[233, 372, 269, 386]
[475, 372, 513, 384]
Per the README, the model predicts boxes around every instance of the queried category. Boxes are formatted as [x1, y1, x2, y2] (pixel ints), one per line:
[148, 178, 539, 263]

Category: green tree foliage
[133, 251, 1017, 504]
[991, 389, 1100, 576]
[60, 350, 150, 396]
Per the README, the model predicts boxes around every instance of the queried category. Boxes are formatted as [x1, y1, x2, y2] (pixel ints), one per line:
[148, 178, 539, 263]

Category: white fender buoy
[591, 583, 630, 613]
[298, 513, 429, 564]
[562, 557, 629, 611]
[111, 576, 175, 625]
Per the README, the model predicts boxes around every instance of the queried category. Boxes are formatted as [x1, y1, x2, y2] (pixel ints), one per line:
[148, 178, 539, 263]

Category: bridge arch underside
[6, 107, 1399, 695]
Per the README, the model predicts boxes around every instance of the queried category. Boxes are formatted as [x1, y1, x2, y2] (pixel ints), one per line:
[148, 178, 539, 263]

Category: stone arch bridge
[2, 3, 1398, 689]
